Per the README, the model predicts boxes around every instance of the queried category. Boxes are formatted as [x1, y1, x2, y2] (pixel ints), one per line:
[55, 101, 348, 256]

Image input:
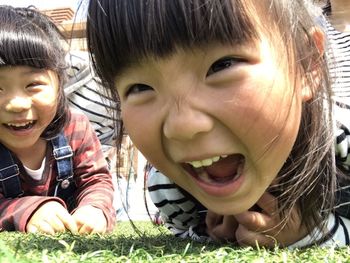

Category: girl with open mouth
[86, 0, 350, 248]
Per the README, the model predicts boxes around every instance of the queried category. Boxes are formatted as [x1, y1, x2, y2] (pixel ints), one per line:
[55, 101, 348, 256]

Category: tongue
[200, 154, 244, 179]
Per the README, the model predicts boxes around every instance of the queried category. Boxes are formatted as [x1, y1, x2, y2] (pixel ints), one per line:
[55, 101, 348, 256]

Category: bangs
[0, 7, 66, 70]
[87, 0, 258, 82]
[0, 31, 56, 69]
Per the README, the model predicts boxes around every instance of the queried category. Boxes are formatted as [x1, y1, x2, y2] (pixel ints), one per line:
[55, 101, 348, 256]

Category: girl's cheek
[121, 108, 144, 136]
[32, 89, 58, 105]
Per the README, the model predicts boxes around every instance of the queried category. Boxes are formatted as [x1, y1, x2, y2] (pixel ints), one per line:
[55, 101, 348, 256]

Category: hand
[205, 211, 238, 242]
[234, 192, 308, 247]
[26, 201, 78, 234]
[71, 205, 107, 234]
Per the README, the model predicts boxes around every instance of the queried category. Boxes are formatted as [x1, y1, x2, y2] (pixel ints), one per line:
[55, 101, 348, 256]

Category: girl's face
[115, 37, 312, 215]
[0, 66, 59, 155]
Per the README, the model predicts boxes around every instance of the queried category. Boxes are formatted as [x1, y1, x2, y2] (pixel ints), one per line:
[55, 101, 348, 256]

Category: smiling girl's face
[115, 27, 313, 216]
[0, 66, 58, 156]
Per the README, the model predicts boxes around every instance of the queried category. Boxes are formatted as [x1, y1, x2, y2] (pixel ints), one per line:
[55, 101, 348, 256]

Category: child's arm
[207, 192, 350, 247]
[66, 111, 116, 233]
[206, 192, 309, 247]
[0, 195, 71, 232]
[233, 192, 308, 247]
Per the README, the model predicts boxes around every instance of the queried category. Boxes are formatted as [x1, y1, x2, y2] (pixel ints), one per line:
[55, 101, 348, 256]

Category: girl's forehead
[0, 65, 44, 75]
[0, 66, 59, 83]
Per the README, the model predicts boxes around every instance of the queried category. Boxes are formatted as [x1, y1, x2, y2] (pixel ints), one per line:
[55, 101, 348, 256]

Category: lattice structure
[41, 7, 74, 24]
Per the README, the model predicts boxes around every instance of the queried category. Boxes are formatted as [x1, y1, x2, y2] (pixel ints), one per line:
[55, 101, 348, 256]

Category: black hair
[0, 5, 68, 138]
[87, 0, 256, 84]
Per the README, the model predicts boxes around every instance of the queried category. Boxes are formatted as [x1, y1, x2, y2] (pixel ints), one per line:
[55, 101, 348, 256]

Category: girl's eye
[26, 82, 45, 91]
[207, 57, 246, 76]
[125, 83, 153, 97]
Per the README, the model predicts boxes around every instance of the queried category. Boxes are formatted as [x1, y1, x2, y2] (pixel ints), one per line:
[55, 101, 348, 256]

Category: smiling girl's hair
[0, 5, 68, 138]
[86, 0, 334, 237]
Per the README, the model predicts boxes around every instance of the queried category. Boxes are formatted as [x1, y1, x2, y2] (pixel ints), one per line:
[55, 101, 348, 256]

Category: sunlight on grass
[0, 221, 349, 262]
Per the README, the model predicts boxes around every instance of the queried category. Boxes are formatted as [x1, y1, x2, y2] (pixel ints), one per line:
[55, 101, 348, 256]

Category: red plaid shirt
[0, 109, 116, 232]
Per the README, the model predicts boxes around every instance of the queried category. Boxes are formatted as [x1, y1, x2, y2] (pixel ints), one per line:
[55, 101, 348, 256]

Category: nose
[5, 96, 32, 112]
[163, 103, 214, 141]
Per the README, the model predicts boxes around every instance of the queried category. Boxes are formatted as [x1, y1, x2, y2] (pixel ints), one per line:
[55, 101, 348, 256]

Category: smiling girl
[0, 6, 115, 234]
[86, 0, 350, 247]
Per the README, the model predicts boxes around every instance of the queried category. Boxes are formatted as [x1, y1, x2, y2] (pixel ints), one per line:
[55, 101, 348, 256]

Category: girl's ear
[301, 27, 326, 102]
[310, 27, 325, 56]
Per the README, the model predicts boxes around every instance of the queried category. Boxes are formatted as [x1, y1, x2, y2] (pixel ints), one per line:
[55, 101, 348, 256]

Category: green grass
[0, 221, 349, 262]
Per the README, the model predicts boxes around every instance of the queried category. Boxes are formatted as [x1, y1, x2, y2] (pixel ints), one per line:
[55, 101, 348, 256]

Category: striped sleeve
[147, 167, 210, 242]
[324, 17, 350, 220]
[333, 97, 350, 219]
[288, 214, 350, 248]
[334, 97, 350, 170]
[325, 20, 350, 96]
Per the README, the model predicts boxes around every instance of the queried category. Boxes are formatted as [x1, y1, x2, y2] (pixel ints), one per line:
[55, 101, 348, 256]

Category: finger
[205, 211, 223, 230]
[48, 216, 66, 233]
[26, 224, 38, 233]
[256, 192, 278, 215]
[234, 211, 272, 232]
[36, 221, 56, 235]
[90, 224, 106, 234]
[78, 223, 94, 234]
[235, 224, 278, 248]
[57, 212, 78, 234]
[210, 215, 237, 242]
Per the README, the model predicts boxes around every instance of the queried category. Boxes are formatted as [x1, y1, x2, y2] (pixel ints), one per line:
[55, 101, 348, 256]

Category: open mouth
[3, 120, 36, 131]
[182, 154, 245, 184]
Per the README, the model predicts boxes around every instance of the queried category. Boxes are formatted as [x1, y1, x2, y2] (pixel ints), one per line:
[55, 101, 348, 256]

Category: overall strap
[51, 132, 74, 196]
[0, 144, 23, 198]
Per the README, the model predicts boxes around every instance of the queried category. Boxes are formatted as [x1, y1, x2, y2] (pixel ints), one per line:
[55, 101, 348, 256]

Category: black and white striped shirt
[64, 51, 119, 153]
[325, 20, 350, 96]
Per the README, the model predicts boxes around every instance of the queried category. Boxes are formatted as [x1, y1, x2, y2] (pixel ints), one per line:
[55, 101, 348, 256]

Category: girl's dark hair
[323, 0, 332, 15]
[87, 0, 334, 240]
[0, 5, 68, 138]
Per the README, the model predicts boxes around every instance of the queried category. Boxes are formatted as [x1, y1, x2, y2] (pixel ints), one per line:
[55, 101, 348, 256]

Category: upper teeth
[188, 155, 228, 168]
[7, 121, 34, 127]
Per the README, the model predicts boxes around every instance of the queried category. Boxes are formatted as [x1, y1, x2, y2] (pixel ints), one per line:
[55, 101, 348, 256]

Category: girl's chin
[201, 195, 258, 216]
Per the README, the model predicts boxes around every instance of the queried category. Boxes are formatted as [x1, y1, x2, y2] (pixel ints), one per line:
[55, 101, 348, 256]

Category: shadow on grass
[0, 223, 224, 258]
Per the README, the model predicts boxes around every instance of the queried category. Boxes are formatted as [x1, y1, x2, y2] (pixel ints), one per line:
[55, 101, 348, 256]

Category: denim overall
[0, 132, 76, 208]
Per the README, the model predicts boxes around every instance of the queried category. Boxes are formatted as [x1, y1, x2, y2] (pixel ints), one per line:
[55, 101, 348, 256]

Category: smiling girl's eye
[26, 82, 45, 91]
[125, 83, 153, 97]
[207, 57, 246, 77]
